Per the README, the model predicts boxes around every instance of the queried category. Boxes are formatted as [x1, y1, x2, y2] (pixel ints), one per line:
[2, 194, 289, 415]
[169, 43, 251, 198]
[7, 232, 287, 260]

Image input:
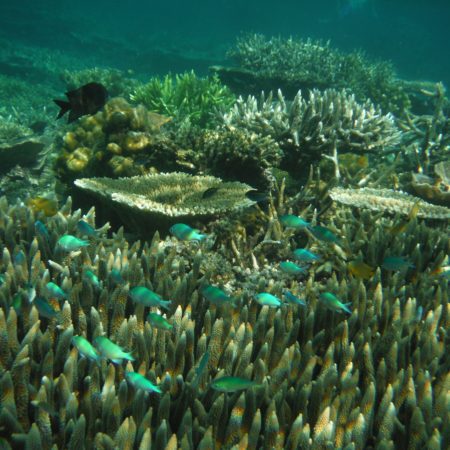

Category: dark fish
[245, 190, 270, 203]
[202, 187, 220, 199]
[54, 82, 108, 123]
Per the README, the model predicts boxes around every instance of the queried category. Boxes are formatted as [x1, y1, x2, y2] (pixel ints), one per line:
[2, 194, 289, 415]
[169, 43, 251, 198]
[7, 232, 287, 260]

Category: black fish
[202, 187, 220, 199]
[246, 190, 270, 203]
[54, 82, 108, 123]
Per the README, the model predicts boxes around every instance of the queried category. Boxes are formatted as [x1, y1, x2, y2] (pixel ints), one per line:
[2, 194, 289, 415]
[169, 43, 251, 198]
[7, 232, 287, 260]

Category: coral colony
[0, 34, 449, 449]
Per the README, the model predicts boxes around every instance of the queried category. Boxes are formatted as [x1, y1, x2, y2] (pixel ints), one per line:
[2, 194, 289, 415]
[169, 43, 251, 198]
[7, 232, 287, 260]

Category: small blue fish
[308, 225, 340, 244]
[72, 335, 101, 363]
[13, 250, 26, 265]
[77, 220, 97, 237]
[94, 336, 134, 364]
[279, 261, 308, 276]
[211, 376, 259, 393]
[110, 268, 125, 285]
[192, 351, 210, 388]
[34, 297, 58, 319]
[293, 248, 321, 263]
[200, 285, 235, 306]
[279, 214, 310, 229]
[57, 235, 89, 252]
[130, 286, 171, 310]
[319, 292, 351, 314]
[85, 270, 101, 289]
[35, 220, 50, 240]
[125, 372, 162, 394]
[254, 292, 281, 307]
[170, 223, 206, 242]
[12, 293, 22, 312]
[283, 290, 306, 307]
[147, 312, 173, 330]
[381, 256, 414, 271]
[46, 282, 67, 299]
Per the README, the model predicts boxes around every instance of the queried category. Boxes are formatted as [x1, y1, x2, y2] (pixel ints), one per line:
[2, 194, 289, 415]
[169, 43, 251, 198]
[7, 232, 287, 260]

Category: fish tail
[160, 300, 172, 310]
[54, 99, 71, 119]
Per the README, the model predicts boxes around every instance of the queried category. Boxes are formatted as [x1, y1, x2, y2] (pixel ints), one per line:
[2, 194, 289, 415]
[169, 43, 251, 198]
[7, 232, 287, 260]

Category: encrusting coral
[0, 180, 448, 449]
[74, 172, 256, 232]
[56, 97, 175, 181]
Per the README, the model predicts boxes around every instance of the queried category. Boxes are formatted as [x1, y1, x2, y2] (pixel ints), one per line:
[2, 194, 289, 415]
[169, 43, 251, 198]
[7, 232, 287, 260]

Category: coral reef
[398, 83, 450, 174]
[221, 89, 400, 175]
[130, 71, 236, 128]
[410, 161, 450, 207]
[329, 187, 450, 219]
[222, 34, 411, 113]
[200, 127, 282, 189]
[56, 97, 177, 182]
[0, 187, 448, 449]
[0, 136, 45, 173]
[74, 172, 256, 232]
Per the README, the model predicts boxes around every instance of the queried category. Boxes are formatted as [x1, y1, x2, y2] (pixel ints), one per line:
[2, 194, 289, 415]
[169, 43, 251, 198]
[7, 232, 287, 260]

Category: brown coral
[0, 189, 448, 449]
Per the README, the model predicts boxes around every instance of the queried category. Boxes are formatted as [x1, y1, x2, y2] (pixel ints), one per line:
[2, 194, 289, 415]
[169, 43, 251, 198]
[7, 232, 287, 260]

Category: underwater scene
[0, 0, 449, 449]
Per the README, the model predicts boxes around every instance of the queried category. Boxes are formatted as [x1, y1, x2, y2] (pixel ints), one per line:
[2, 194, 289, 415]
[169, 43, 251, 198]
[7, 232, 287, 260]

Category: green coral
[130, 71, 236, 128]
[227, 34, 410, 113]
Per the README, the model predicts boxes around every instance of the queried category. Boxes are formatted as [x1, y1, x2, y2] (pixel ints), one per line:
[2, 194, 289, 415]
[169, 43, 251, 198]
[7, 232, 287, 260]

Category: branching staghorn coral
[0, 189, 448, 449]
[222, 89, 401, 175]
[398, 82, 450, 174]
[225, 34, 410, 113]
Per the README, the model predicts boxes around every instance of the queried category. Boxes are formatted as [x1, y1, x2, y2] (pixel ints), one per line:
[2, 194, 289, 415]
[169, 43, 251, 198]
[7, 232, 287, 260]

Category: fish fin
[160, 300, 172, 310]
[53, 99, 71, 119]
[111, 358, 123, 364]
[68, 108, 82, 123]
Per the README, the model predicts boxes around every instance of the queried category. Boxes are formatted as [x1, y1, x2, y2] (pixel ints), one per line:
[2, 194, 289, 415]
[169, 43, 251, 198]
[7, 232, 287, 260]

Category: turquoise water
[0, 1, 449, 449]
[1, 0, 449, 83]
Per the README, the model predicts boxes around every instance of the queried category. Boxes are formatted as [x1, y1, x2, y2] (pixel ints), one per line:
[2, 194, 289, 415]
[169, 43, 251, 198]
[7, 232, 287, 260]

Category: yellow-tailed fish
[28, 197, 58, 217]
[348, 260, 375, 279]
